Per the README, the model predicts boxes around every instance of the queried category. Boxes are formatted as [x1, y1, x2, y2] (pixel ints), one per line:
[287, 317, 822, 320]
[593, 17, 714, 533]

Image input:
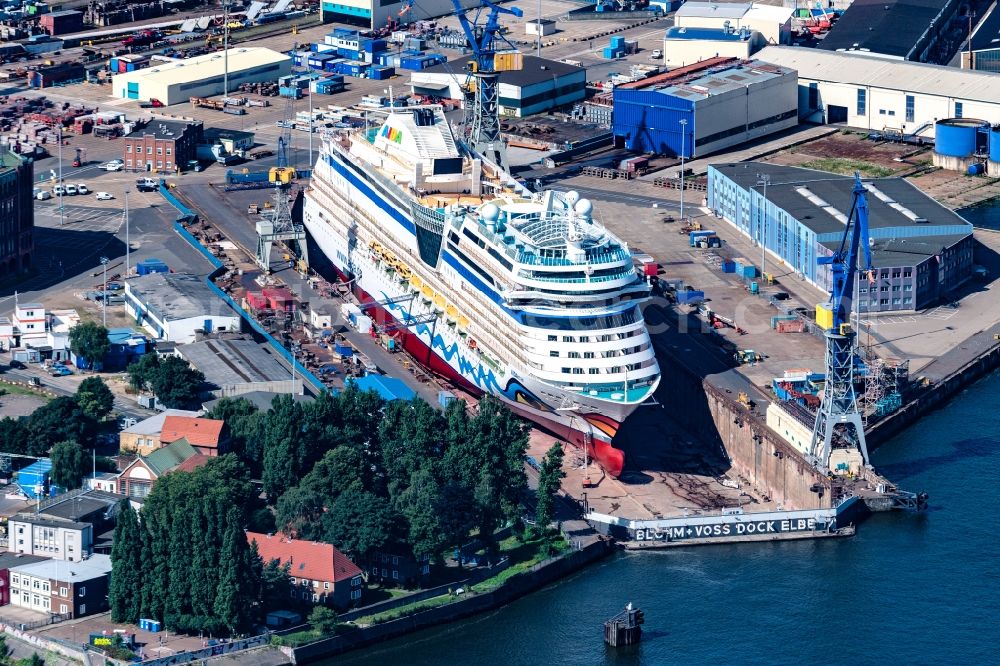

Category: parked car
[136, 177, 158, 192]
[76, 183, 90, 195]
[64, 184, 78, 196]
[35, 190, 51, 200]
[102, 160, 124, 171]
[95, 191, 114, 200]
[52, 185, 66, 196]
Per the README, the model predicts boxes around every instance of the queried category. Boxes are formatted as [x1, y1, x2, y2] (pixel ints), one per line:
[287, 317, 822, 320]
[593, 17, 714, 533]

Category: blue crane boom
[449, 0, 522, 170]
[810, 172, 873, 470]
[817, 173, 873, 331]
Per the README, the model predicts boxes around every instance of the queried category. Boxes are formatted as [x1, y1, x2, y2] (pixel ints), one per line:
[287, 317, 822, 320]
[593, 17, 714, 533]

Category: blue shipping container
[136, 259, 169, 275]
[721, 260, 735, 273]
[675, 290, 705, 305]
[362, 38, 387, 52]
[369, 66, 394, 80]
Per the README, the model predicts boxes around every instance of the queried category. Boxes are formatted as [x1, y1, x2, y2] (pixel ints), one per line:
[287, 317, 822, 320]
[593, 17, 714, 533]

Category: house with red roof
[248, 532, 364, 610]
[159, 415, 229, 457]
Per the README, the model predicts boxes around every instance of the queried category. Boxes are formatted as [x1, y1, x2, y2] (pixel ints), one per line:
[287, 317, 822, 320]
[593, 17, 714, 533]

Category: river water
[329, 371, 1000, 665]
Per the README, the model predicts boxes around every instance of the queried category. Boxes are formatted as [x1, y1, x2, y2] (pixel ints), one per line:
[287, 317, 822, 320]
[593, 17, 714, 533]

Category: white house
[123, 273, 240, 344]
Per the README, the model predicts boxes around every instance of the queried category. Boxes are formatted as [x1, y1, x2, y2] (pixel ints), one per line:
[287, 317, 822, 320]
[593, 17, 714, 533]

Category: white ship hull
[304, 159, 655, 475]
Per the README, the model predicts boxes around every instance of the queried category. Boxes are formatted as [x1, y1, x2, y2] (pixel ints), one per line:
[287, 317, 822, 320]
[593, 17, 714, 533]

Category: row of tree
[207, 388, 531, 563]
[109, 456, 272, 634]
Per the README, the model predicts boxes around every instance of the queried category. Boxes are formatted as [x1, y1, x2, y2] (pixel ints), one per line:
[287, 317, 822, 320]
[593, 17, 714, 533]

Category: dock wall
[281, 540, 613, 664]
[704, 382, 832, 510]
[868, 342, 1000, 448]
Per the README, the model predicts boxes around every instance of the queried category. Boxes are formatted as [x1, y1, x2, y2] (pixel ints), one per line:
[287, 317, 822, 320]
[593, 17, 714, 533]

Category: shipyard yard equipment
[809, 173, 872, 470]
[450, 0, 523, 171]
[255, 129, 308, 273]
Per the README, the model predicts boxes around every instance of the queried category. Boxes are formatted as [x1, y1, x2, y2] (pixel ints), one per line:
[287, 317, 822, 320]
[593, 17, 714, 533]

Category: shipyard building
[962, 4, 1000, 72]
[673, 2, 794, 45]
[756, 46, 1000, 135]
[707, 163, 974, 313]
[818, 0, 967, 63]
[111, 48, 291, 105]
[0, 148, 33, 277]
[612, 60, 797, 158]
[410, 55, 586, 117]
[321, 0, 478, 29]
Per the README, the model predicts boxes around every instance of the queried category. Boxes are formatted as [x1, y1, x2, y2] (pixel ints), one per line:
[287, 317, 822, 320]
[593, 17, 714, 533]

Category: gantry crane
[255, 98, 308, 273]
[809, 172, 874, 470]
[450, 0, 523, 171]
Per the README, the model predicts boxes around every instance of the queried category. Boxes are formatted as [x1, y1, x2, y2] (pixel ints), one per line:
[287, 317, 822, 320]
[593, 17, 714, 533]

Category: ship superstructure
[303, 105, 660, 475]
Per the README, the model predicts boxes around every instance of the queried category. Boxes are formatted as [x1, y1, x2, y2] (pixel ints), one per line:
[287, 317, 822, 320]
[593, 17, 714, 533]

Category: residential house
[159, 415, 228, 457]
[9, 554, 112, 618]
[35, 490, 125, 553]
[7, 515, 93, 562]
[248, 532, 364, 610]
[117, 439, 207, 501]
[119, 409, 201, 456]
[0, 553, 47, 606]
[360, 551, 431, 587]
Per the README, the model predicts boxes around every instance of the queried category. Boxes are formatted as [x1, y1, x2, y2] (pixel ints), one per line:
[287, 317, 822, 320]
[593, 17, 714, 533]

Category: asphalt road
[547, 183, 683, 210]
[1, 367, 153, 421]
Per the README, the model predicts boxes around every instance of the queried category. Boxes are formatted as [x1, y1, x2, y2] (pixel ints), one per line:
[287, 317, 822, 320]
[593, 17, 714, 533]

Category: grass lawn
[351, 594, 455, 626]
[0, 382, 51, 400]
[800, 158, 895, 179]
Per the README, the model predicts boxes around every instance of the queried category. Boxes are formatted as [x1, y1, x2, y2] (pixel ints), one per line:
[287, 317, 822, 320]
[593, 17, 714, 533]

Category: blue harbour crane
[809, 172, 873, 470]
[450, 0, 523, 171]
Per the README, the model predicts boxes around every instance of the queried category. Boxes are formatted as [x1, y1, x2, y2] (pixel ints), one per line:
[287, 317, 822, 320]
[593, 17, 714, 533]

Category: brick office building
[123, 120, 203, 173]
[0, 148, 33, 278]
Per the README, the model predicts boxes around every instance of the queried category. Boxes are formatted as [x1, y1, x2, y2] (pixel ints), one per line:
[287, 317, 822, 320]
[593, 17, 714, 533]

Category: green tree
[260, 395, 307, 502]
[214, 507, 259, 634]
[49, 440, 87, 490]
[259, 558, 292, 612]
[25, 396, 96, 454]
[308, 606, 338, 636]
[68, 321, 109, 369]
[319, 486, 397, 561]
[444, 395, 529, 558]
[109, 501, 143, 623]
[127, 353, 161, 393]
[76, 376, 115, 420]
[137, 455, 259, 634]
[150, 356, 205, 409]
[0, 418, 28, 455]
[205, 398, 264, 474]
[534, 443, 565, 530]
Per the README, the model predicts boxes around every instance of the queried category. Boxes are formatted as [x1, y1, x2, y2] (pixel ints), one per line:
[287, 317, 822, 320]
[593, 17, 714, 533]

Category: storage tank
[933, 118, 989, 172]
[989, 124, 1000, 177]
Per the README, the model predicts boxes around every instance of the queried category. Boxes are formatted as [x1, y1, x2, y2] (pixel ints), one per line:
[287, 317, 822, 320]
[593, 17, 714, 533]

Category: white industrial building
[756, 46, 1000, 136]
[662, 26, 764, 67]
[124, 273, 241, 344]
[410, 55, 586, 117]
[674, 2, 794, 45]
[320, 0, 478, 30]
[111, 47, 291, 105]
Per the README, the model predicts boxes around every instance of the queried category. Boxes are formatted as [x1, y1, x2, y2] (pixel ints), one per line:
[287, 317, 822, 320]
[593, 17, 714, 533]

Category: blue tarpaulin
[351, 375, 416, 401]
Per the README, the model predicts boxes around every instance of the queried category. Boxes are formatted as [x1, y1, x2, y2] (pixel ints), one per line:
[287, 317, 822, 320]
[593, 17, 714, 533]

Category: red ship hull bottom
[337, 273, 626, 478]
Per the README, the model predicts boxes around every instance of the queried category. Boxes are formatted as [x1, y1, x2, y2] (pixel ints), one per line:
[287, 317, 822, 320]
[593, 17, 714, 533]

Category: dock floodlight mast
[809, 172, 873, 470]
[450, 0, 523, 171]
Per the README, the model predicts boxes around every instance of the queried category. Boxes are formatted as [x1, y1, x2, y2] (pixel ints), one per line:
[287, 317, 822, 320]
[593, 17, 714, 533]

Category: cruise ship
[303, 105, 660, 476]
